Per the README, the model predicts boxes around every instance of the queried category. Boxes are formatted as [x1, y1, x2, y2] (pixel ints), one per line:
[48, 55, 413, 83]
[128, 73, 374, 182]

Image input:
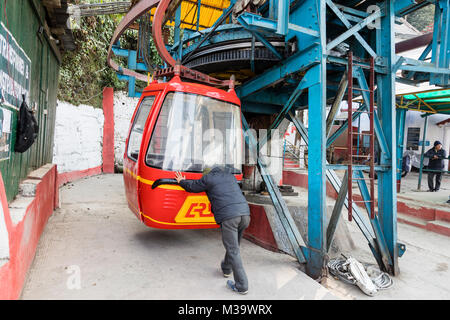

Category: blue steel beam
[326, 54, 387, 74]
[396, 108, 407, 191]
[241, 102, 281, 114]
[112, 44, 149, 98]
[395, 0, 432, 16]
[376, 0, 399, 276]
[305, 0, 327, 278]
[431, 0, 450, 86]
[293, 95, 394, 271]
[173, 4, 182, 60]
[276, 0, 289, 35]
[244, 91, 299, 107]
[238, 17, 283, 60]
[353, 66, 391, 161]
[334, 4, 370, 19]
[108, 0, 446, 277]
[178, 27, 253, 56]
[241, 114, 307, 264]
[257, 73, 310, 149]
[398, 61, 450, 75]
[236, 42, 320, 98]
[288, 111, 383, 264]
[112, 47, 148, 71]
[403, 43, 433, 81]
[237, 11, 319, 37]
[181, 2, 236, 63]
[418, 115, 430, 190]
[326, 0, 380, 58]
[352, 169, 395, 271]
[325, 164, 389, 172]
[326, 171, 348, 253]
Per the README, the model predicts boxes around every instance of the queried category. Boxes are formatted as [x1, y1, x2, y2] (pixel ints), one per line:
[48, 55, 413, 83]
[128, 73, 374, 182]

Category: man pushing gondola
[175, 166, 251, 295]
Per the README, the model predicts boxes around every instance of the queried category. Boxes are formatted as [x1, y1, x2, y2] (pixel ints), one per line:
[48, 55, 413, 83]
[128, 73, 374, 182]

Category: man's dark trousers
[220, 215, 250, 292]
[428, 171, 442, 191]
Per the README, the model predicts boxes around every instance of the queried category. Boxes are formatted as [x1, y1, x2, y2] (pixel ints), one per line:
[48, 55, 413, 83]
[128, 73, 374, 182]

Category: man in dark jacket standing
[425, 141, 447, 192]
[175, 166, 251, 294]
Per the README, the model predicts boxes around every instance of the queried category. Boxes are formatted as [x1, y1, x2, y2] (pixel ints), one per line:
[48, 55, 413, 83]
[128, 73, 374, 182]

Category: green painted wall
[0, 0, 60, 202]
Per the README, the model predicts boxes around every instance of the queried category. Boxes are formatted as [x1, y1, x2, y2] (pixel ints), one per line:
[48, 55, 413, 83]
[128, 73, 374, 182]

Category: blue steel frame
[235, 0, 448, 278]
[111, 44, 148, 98]
[111, 0, 449, 279]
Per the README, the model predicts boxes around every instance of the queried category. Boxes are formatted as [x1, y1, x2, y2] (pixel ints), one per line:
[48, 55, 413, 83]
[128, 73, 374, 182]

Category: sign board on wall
[0, 22, 31, 160]
[0, 107, 11, 160]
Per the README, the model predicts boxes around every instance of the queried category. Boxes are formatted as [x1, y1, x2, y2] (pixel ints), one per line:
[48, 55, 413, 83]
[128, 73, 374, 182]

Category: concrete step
[436, 210, 450, 223]
[426, 220, 450, 237]
[397, 213, 450, 237]
[397, 212, 428, 229]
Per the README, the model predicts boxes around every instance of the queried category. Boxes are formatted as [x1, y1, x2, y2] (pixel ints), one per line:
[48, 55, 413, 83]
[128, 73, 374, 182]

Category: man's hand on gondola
[175, 171, 186, 183]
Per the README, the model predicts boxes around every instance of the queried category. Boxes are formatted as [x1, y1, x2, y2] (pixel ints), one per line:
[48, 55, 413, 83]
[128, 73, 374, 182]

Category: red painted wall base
[244, 204, 279, 253]
[57, 166, 103, 187]
[0, 164, 58, 300]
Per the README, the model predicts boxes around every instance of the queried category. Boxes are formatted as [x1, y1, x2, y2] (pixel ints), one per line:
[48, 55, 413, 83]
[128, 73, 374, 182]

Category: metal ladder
[347, 52, 376, 221]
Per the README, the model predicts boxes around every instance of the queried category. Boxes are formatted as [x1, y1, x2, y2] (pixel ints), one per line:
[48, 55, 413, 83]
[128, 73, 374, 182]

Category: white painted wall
[52, 101, 104, 173]
[403, 111, 450, 169]
[113, 91, 139, 168]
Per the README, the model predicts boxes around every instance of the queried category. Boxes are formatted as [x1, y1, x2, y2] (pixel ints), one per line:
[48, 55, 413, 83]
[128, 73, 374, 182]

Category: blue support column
[276, 0, 289, 35]
[418, 115, 429, 190]
[396, 108, 407, 192]
[376, 0, 399, 275]
[196, 0, 202, 31]
[305, 0, 327, 279]
[431, 0, 450, 86]
[174, 5, 182, 60]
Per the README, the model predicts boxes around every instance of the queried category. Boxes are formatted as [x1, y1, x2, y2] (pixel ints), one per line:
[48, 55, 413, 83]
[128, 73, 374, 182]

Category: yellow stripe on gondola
[140, 212, 217, 226]
[125, 169, 217, 226]
[124, 167, 185, 190]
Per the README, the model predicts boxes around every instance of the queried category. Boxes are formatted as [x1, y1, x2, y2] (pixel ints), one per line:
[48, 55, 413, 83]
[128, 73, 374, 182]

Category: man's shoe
[223, 271, 232, 278]
[226, 280, 248, 295]
[221, 260, 232, 277]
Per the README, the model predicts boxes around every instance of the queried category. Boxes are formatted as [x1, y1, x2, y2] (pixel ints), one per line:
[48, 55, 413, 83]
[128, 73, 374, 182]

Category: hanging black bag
[14, 95, 39, 153]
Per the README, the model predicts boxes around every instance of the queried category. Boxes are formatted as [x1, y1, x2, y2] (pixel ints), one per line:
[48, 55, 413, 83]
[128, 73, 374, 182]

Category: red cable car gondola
[123, 70, 244, 229]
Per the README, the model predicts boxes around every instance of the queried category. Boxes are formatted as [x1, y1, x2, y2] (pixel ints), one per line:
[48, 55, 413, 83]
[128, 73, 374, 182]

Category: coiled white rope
[327, 255, 393, 296]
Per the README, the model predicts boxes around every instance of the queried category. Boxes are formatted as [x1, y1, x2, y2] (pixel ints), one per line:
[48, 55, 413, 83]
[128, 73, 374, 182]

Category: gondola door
[123, 94, 157, 217]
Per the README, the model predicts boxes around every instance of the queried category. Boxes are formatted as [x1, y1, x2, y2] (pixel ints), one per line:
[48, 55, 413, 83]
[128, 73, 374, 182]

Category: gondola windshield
[146, 91, 242, 174]
[128, 96, 156, 160]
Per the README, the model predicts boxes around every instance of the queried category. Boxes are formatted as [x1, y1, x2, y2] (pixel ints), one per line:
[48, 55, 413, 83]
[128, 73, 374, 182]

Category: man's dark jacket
[179, 167, 250, 224]
[425, 147, 447, 170]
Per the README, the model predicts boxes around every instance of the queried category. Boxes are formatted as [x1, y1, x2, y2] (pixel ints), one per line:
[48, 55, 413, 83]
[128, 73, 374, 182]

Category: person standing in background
[425, 141, 447, 192]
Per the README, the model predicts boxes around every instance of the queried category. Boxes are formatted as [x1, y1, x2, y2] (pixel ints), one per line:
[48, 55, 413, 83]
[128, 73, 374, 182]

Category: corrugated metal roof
[181, 0, 229, 29]
[150, 0, 230, 30]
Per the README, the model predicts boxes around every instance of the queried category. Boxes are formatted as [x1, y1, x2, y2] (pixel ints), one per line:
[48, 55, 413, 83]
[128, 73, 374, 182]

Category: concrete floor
[20, 174, 336, 300]
[20, 173, 450, 300]
[324, 209, 450, 300]
[284, 169, 450, 299]
[397, 171, 450, 208]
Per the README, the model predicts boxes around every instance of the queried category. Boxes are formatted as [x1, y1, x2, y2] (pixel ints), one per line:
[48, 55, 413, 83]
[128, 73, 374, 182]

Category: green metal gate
[0, 0, 60, 202]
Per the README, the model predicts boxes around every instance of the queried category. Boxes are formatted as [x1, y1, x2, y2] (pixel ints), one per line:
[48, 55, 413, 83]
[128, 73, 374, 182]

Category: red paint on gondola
[123, 75, 243, 229]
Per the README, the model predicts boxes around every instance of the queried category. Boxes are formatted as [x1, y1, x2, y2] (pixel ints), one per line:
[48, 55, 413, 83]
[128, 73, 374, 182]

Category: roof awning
[397, 89, 450, 115]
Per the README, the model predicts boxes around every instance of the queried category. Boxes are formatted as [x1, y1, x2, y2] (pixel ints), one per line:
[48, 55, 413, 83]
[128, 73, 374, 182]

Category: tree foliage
[406, 4, 435, 32]
[58, 14, 124, 107]
[58, 0, 154, 107]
